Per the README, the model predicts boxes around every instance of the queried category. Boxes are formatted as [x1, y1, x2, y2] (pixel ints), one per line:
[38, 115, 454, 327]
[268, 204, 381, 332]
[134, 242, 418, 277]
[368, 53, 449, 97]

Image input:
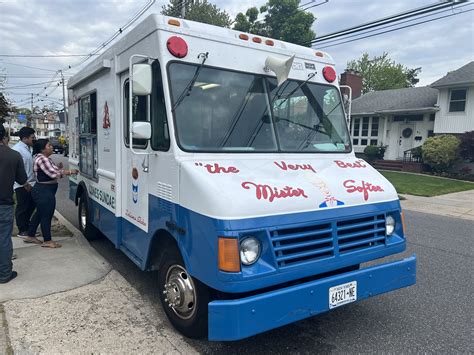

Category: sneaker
[17, 231, 40, 238]
[0, 271, 18, 284]
[17, 231, 29, 239]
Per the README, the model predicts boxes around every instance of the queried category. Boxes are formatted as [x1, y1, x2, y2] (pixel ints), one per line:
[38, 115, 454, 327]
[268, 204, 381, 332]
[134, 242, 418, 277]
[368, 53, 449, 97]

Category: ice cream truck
[67, 14, 416, 341]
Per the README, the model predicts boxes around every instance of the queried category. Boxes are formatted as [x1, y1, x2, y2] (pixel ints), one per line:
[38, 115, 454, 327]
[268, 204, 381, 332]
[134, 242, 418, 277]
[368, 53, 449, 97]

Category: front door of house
[398, 123, 415, 159]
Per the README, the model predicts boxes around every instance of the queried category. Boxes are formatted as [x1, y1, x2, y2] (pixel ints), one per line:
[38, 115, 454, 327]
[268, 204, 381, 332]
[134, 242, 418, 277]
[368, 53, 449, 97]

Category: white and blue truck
[68, 15, 416, 341]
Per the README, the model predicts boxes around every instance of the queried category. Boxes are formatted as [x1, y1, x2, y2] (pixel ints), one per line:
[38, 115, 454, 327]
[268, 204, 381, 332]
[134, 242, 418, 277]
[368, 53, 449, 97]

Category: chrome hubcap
[163, 264, 196, 320]
[80, 202, 87, 230]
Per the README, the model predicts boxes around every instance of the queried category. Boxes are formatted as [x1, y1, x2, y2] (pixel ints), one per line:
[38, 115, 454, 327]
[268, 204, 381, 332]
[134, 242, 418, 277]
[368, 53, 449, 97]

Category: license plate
[329, 281, 357, 309]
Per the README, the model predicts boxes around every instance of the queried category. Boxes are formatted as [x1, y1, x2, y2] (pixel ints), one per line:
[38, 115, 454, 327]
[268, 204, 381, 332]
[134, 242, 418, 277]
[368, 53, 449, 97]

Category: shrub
[411, 146, 422, 160]
[422, 135, 460, 172]
[364, 145, 386, 162]
[459, 131, 474, 162]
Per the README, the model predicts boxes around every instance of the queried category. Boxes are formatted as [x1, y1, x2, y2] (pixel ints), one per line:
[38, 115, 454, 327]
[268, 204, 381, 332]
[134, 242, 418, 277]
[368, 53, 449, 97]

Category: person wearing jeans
[27, 139, 78, 248]
[13, 127, 37, 238]
[0, 125, 27, 283]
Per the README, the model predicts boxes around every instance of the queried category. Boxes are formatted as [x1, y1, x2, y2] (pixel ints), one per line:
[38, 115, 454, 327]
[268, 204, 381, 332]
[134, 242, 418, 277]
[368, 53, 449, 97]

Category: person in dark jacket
[13, 127, 37, 238]
[0, 125, 28, 283]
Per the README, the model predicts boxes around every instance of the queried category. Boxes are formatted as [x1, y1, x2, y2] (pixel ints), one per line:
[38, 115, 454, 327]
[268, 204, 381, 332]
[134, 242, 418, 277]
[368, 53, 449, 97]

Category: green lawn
[380, 171, 474, 197]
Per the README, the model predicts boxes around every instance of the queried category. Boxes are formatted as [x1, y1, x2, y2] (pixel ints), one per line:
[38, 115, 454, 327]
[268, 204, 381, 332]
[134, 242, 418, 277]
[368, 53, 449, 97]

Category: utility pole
[29, 93, 33, 128]
[59, 70, 68, 139]
[180, 0, 186, 18]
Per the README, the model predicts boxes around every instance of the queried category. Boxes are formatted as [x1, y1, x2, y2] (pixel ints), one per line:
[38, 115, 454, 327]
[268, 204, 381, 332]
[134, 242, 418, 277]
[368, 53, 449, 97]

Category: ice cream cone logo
[103, 101, 111, 139]
[132, 167, 139, 204]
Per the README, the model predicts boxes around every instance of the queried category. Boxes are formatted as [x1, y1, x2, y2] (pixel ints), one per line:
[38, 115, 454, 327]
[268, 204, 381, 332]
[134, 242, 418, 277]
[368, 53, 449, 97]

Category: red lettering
[334, 160, 367, 168]
[343, 179, 384, 201]
[242, 181, 308, 202]
[274, 161, 316, 173]
[196, 162, 239, 174]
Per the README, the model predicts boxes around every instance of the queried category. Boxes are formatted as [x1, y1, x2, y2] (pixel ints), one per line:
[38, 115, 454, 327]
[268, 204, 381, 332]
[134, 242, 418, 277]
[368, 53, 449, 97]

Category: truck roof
[69, 14, 334, 89]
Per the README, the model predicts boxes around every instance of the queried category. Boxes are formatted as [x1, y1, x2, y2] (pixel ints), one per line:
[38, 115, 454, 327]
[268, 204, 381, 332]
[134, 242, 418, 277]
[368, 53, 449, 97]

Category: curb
[53, 210, 111, 272]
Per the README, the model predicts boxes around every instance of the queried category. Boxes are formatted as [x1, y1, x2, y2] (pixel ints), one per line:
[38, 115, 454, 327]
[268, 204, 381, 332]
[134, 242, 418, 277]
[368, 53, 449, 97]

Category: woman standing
[25, 139, 78, 248]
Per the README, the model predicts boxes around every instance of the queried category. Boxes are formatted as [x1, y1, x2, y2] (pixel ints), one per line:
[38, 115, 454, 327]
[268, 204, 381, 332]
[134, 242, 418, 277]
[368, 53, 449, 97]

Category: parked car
[49, 137, 64, 154]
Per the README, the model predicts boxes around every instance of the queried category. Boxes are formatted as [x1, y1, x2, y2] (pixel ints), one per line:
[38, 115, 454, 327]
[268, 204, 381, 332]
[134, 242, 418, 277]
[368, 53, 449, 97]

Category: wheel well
[146, 230, 180, 271]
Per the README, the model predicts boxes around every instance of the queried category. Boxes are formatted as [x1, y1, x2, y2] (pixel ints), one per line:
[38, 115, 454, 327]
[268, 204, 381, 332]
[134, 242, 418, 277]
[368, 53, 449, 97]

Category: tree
[161, 0, 232, 28]
[233, 0, 316, 47]
[0, 93, 11, 125]
[347, 52, 421, 94]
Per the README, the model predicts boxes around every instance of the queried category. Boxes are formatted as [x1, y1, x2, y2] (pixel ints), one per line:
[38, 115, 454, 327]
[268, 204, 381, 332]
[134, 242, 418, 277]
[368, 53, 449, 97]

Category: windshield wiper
[275, 72, 317, 109]
[172, 52, 209, 111]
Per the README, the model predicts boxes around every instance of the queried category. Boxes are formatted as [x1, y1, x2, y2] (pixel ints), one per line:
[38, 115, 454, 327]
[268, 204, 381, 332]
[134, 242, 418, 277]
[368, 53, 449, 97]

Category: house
[430, 61, 474, 134]
[347, 61, 474, 161]
[350, 86, 438, 160]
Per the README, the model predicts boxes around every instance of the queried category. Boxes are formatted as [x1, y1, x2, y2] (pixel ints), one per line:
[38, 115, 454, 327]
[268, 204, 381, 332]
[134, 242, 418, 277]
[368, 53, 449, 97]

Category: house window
[429, 113, 435, 121]
[393, 114, 424, 122]
[449, 88, 467, 112]
[351, 116, 379, 146]
[427, 130, 434, 138]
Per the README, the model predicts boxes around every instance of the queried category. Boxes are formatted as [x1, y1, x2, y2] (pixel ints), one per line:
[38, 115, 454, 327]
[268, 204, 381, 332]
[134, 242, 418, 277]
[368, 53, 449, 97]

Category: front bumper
[208, 254, 416, 341]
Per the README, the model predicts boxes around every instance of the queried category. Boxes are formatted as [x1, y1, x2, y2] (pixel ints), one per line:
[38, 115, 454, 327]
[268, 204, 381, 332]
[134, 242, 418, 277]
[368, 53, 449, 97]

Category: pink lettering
[343, 180, 384, 201]
[195, 162, 240, 174]
[334, 160, 367, 168]
[242, 181, 308, 203]
[274, 161, 316, 173]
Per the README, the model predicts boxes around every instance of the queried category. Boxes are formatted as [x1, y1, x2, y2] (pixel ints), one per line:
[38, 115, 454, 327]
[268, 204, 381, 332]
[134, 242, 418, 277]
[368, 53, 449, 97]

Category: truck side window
[151, 60, 170, 151]
[124, 80, 148, 148]
[78, 92, 98, 179]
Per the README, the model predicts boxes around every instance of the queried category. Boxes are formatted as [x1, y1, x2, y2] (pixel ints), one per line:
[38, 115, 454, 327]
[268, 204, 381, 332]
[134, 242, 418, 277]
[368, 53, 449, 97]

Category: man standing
[0, 125, 27, 283]
[13, 127, 36, 238]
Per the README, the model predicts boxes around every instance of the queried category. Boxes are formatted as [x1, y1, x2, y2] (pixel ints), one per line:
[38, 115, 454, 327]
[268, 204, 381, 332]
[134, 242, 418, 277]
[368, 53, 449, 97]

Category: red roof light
[323, 66, 336, 82]
[167, 36, 188, 58]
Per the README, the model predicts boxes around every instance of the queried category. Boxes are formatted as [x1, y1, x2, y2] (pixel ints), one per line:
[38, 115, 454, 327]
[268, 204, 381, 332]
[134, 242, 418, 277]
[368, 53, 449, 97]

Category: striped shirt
[34, 154, 63, 182]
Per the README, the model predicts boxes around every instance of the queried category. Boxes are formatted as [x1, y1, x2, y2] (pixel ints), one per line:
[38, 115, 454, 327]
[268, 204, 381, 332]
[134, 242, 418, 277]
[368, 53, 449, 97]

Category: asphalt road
[54, 155, 473, 353]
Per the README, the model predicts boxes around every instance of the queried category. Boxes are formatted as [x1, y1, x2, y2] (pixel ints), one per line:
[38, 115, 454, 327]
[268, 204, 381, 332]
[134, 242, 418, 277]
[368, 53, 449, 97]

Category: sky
[0, 0, 473, 110]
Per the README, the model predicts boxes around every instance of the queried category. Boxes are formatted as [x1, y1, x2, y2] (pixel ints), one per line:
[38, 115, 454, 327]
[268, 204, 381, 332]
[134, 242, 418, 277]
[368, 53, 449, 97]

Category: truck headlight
[240, 237, 261, 265]
[386, 215, 396, 236]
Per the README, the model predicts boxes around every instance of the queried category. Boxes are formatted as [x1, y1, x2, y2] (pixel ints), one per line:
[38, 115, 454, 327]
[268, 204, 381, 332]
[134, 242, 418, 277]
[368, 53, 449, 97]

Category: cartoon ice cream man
[305, 175, 345, 208]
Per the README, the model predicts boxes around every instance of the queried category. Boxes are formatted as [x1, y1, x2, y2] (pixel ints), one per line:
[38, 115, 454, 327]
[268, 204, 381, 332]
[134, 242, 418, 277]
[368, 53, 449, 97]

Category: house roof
[351, 86, 438, 115]
[430, 61, 474, 88]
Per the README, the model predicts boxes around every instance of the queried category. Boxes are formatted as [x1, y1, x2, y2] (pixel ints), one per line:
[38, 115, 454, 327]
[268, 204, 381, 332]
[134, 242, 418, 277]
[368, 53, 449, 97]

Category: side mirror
[132, 122, 152, 140]
[132, 63, 152, 96]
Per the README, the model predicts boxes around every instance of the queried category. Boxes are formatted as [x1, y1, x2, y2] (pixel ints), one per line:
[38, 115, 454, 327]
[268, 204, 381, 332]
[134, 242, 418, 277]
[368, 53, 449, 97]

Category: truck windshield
[168, 62, 351, 153]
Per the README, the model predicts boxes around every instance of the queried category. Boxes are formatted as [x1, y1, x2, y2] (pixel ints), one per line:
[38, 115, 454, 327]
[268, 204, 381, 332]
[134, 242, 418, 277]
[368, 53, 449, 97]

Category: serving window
[79, 92, 98, 179]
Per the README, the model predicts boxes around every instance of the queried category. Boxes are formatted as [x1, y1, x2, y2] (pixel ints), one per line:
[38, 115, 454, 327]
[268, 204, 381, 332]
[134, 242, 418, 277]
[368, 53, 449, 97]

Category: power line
[0, 80, 61, 89]
[65, 0, 156, 71]
[0, 62, 59, 72]
[301, 0, 329, 12]
[315, 2, 473, 46]
[316, 8, 473, 49]
[308, 1, 461, 45]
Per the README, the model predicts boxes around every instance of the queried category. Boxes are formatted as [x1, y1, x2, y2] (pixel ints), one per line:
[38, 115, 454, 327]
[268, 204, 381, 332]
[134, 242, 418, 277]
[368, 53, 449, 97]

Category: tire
[158, 248, 210, 339]
[78, 194, 100, 240]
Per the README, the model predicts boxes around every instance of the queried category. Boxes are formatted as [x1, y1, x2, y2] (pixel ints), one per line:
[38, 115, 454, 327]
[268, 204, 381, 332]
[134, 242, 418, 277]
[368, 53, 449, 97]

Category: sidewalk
[0, 212, 196, 354]
[400, 189, 474, 221]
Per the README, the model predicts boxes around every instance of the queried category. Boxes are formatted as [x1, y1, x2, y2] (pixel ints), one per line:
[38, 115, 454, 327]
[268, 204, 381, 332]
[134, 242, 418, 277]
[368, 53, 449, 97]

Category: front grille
[336, 214, 386, 253]
[270, 213, 387, 268]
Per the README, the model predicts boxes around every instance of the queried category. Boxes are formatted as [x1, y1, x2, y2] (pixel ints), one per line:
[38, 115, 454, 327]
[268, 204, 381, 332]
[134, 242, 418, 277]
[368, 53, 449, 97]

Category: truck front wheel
[158, 249, 210, 339]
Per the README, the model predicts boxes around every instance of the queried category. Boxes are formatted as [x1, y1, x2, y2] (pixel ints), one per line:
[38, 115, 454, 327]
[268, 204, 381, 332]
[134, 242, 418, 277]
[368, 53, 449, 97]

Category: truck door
[119, 73, 150, 260]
